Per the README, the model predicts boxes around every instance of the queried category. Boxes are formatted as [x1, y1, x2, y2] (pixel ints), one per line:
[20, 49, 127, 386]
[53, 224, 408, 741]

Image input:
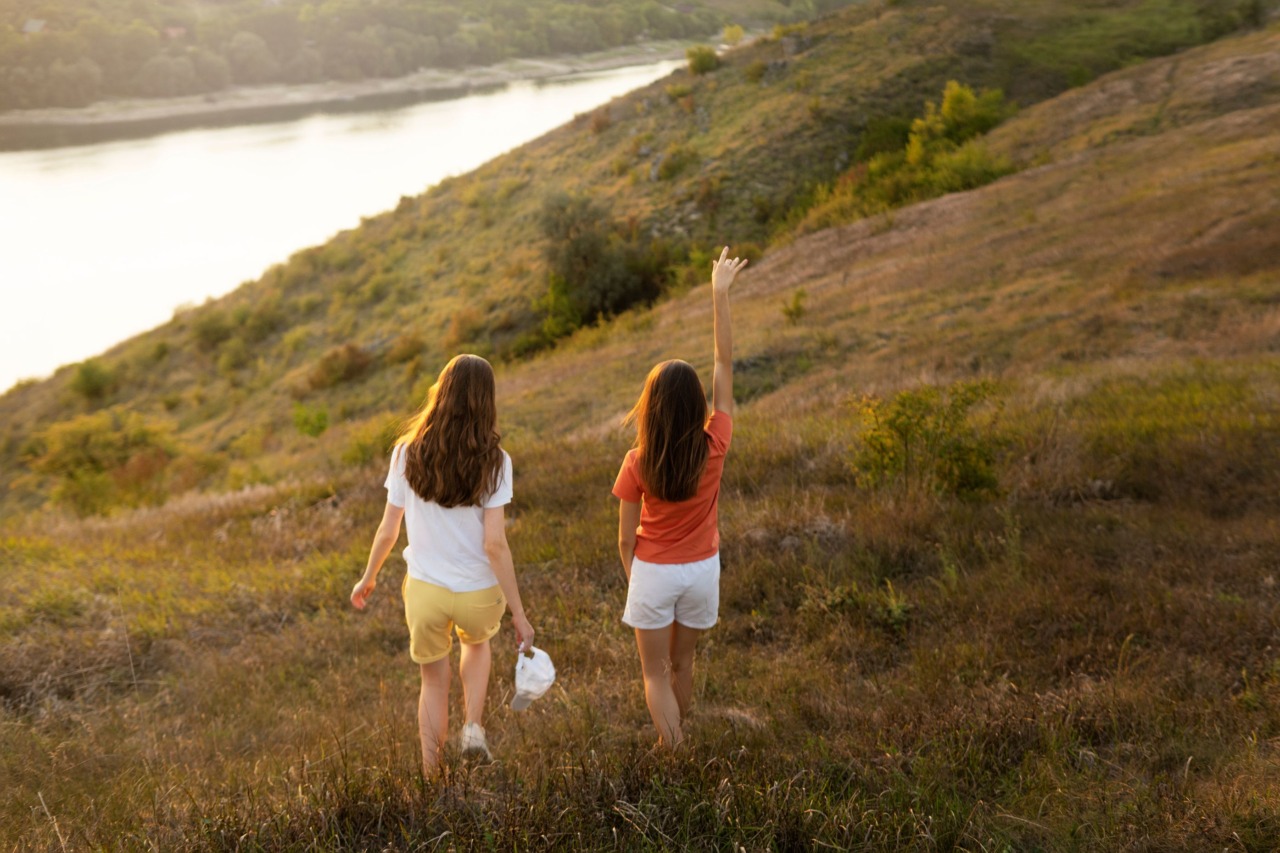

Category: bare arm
[710, 246, 748, 416]
[350, 502, 405, 609]
[484, 506, 535, 652]
[618, 499, 641, 580]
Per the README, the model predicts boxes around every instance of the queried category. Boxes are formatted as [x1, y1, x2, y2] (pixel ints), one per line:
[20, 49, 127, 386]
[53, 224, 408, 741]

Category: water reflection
[0, 60, 681, 390]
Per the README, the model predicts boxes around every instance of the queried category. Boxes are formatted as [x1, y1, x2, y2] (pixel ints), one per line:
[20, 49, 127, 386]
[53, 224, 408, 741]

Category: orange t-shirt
[612, 410, 732, 564]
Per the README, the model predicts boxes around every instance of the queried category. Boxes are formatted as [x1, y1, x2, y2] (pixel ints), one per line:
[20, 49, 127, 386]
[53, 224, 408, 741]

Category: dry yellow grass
[2, 19, 1280, 853]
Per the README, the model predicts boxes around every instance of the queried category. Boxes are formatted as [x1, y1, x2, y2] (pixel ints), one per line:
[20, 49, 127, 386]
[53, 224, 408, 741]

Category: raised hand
[711, 246, 748, 293]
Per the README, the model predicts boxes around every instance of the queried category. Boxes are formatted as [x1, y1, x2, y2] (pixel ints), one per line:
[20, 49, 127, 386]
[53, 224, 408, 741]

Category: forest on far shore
[0, 0, 854, 111]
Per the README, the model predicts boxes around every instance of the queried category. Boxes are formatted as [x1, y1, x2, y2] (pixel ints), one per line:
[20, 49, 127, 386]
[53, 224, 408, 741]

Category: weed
[782, 288, 807, 325]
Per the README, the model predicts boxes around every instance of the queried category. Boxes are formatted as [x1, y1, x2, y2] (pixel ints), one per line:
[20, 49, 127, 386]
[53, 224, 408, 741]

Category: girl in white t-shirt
[350, 354, 535, 775]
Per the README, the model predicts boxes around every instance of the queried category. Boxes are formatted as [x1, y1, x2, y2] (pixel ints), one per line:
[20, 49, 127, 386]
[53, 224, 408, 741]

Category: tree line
[0, 0, 850, 111]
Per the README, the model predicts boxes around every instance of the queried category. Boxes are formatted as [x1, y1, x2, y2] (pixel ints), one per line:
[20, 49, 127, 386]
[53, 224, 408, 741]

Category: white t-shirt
[385, 445, 513, 592]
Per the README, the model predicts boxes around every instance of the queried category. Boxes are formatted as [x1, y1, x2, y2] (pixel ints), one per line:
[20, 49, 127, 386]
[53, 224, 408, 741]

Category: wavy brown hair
[625, 359, 709, 502]
[395, 354, 503, 508]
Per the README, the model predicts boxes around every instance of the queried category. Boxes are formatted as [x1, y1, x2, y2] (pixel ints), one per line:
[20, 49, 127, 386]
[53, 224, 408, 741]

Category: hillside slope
[1, 0, 1274, 515]
[2, 23, 1279, 851]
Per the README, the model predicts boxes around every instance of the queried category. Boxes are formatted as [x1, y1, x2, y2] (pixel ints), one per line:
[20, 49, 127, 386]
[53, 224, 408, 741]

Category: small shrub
[772, 22, 808, 40]
[852, 380, 1001, 497]
[30, 409, 175, 515]
[536, 192, 676, 339]
[71, 359, 114, 402]
[217, 337, 251, 376]
[664, 82, 692, 101]
[589, 109, 612, 135]
[745, 60, 767, 84]
[686, 45, 719, 75]
[308, 344, 372, 390]
[657, 144, 697, 181]
[782, 289, 807, 325]
[723, 24, 745, 46]
[192, 310, 233, 351]
[361, 273, 396, 304]
[282, 326, 311, 356]
[293, 403, 329, 438]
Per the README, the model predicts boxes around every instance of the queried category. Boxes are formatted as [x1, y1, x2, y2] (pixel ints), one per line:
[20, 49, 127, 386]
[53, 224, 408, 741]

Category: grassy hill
[2, 2, 1280, 849]
[1, 0, 1274, 516]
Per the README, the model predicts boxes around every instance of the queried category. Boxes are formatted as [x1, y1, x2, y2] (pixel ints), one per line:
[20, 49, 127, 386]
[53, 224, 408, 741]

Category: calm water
[0, 60, 681, 392]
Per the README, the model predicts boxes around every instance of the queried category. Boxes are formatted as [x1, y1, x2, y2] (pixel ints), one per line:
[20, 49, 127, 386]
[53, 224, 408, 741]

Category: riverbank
[0, 40, 696, 151]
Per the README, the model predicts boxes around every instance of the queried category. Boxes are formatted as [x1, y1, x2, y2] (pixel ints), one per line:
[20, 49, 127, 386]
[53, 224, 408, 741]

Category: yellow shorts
[402, 575, 506, 664]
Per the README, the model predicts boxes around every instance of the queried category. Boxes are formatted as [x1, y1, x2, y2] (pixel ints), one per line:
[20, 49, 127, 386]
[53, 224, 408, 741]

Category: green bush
[70, 359, 114, 402]
[686, 45, 720, 75]
[657, 144, 698, 181]
[791, 81, 1014, 236]
[536, 193, 677, 339]
[744, 60, 767, 84]
[664, 82, 692, 101]
[293, 404, 329, 438]
[217, 337, 251, 376]
[241, 301, 285, 342]
[192, 311, 233, 351]
[30, 409, 175, 515]
[852, 381, 1001, 497]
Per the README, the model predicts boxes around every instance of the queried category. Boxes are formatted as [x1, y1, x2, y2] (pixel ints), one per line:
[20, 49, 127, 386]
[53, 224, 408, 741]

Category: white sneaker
[460, 722, 491, 762]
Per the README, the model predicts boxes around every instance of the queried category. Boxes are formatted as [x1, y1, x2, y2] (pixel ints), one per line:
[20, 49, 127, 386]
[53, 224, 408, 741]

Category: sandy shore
[0, 40, 692, 150]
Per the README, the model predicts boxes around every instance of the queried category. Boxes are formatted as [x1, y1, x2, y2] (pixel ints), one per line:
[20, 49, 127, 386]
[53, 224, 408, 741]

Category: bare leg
[635, 626, 683, 747]
[669, 622, 702, 723]
[458, 639, 492, 728]
[418, 658, 450, 775]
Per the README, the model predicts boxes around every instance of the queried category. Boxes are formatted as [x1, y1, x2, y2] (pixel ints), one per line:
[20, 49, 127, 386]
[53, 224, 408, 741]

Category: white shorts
[622, 553, 720, 630]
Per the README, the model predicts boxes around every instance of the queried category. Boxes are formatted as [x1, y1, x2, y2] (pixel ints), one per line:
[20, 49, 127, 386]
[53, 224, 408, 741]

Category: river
[0, 59, 682, 393]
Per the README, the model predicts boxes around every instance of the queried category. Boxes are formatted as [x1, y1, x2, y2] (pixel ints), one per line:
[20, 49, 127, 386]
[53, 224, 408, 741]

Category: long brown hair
[625, 359, 709, 502]
[395, 354, 503, 508]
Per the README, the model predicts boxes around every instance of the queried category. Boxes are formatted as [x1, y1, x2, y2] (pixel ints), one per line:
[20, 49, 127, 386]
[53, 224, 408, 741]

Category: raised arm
[711, 246, 748, 416]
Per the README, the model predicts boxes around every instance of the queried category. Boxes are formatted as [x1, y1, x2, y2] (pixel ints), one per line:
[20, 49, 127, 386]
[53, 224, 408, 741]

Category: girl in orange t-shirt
[612, 246, 748, 747]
